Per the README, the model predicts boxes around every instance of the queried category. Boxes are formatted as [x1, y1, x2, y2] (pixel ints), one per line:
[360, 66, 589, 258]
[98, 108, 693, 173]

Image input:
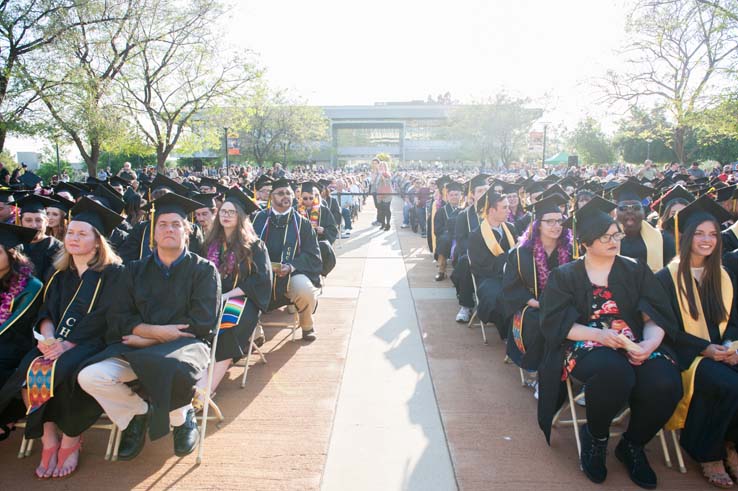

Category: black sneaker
[579, 424, 608, 484]
[118, 404, 151, 461]
[615, 436, 657, 489]
[172, 408, 199, 457]
[302, 328, 317, 341]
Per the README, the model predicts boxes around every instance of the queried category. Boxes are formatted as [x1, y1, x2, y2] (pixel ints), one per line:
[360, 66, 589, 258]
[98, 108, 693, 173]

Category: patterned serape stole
[219, 297, 246, 334]
[26, 356, 58, 414]
[512, 310, 526, 354]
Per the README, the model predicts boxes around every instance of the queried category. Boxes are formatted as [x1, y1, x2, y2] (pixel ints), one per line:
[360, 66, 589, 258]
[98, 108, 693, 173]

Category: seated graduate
[432, 177, 463, 281]
[298, 181, 337, 277]
[502, 194, 572, 370]
[538, 196, 682, 489]
[652, 185, 693, 243]
[467, 189, 518, 339]
[612, 179, 676, 271]
[0, 198, 123, 478]
[195, 187, 271, 397]
[721, 186, 738, 253]
[45, 195, 74, 242]
[16, 195, 64, 280]
[77, 192, 221, 461]
[0, 224, 43, 441]
[655, 196, 738, 488]
[251, 178, 322, 341]
[192, 192, 218, 237]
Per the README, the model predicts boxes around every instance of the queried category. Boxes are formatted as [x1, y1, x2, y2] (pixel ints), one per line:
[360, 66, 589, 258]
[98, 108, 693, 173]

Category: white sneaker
[533, 382, 539, 400]
[341, 231, 350, 238]
[286, 305, 297, 314]
[455, 306, 472, 323]
[401, 224, 409, 229]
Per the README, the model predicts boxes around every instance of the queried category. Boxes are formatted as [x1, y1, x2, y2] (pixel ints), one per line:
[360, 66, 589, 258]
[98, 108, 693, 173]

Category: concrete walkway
[321, 203, 457, 491]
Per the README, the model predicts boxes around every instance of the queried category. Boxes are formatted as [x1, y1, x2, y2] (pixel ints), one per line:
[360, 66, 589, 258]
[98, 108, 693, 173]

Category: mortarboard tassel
[674, 210, 680, 257]
[149, 202, 156, 250]
[14, 205, 19, 225]
[572, 215, 579, 259]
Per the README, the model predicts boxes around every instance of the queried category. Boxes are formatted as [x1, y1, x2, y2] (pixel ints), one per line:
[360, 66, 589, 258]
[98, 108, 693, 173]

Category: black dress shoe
[434, 272, 446, 281]
[118, 405, 151, 461]
[172, 408, 199, 457]
[615, 436, 657, 489]
[302, 328, 317, 341]
[253, 335, 266, 348]
[580, 424, 608, 484]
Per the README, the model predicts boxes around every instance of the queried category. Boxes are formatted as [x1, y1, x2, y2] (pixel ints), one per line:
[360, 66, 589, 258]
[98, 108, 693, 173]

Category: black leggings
[377, 201, 391, 226]
[571, 347, 682, 445]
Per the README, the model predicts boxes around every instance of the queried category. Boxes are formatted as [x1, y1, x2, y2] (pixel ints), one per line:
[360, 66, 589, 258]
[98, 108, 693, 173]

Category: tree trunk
[673, 126, 685, 164]
[0, 128, 7, 154]
[85, 144, 100, 177]
[157, 154, 167, 174]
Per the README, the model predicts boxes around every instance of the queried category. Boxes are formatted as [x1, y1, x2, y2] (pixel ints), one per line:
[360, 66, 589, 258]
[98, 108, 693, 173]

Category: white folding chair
[468, 274, 488, 344]
[667, 429, 687, 473]
[239, 326, 267, 388]
[17, 415, 119, 460]
[552, 378, 672, 469]
[260, 305, 300, 343]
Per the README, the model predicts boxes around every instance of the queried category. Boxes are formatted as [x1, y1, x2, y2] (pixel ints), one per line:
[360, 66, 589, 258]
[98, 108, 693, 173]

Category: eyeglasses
[219, 209, 237, 217]
[541, 218, 565, 226]
[598, 232, 626, 243]
[617, 204, 643, 212]
[301, 196, 313, 201]
[272, 191, 292, 197]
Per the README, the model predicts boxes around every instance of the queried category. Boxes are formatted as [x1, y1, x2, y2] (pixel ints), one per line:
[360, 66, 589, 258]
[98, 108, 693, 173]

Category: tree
[613, 106, 677, 162]
[605, 0, 738, 163]
[449, 95, 542, 168]
[117, 0, 259, 172]
[568, 117, 615, 165]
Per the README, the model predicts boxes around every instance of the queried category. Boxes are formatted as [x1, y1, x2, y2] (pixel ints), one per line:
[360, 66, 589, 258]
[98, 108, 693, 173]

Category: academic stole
[512, 247, 539, 355]
[259, 211, 302, 301]
[26, 269, 102, 414]
[640, 221, 663, 272]
[665, 259, 732, 430]
[480, 219, 515, 257]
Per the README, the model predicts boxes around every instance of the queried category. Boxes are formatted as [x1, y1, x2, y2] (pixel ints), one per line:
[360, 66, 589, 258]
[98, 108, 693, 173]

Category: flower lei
[522, 220, 572, 292]
[207, 242, 237, 276]
[0, 265, 32, 326]
[297, 198, 320, 227]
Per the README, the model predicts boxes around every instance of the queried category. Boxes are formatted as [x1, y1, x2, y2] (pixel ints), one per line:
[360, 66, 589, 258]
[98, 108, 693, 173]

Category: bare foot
[53, 436, 81, 478]
[35, 444, 59, 479]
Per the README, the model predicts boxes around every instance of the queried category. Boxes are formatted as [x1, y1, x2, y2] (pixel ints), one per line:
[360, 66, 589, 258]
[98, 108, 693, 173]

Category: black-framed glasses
[541, 218, 565, 226]
[272, 190, 292, 197]
[598, 232, 626, 243]
[617, 204, 643, 212]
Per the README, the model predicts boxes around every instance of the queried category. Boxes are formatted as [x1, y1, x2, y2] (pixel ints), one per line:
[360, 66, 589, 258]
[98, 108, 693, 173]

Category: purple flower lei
[521, 220, 572, 292]
[0, 265, 32, 326]
[207, 242, 237, 276]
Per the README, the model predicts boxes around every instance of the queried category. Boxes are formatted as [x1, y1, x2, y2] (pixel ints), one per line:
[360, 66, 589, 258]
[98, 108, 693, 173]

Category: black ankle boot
[580, 424, 608, 483]
[615, 436, 657, 489]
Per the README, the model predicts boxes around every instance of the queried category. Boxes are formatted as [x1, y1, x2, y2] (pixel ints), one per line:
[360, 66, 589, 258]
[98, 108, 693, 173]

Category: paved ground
[1, 199, 716, 490]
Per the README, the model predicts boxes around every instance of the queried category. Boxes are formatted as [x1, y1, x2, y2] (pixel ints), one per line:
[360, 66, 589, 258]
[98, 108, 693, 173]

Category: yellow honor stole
[480, 220, 515, 256]
[640, 221, 663, 272]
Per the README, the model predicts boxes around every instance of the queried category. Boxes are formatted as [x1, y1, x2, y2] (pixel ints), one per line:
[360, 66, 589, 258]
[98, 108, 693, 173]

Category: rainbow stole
[219, 296, 246, 334]
[26, 356, 58, 414]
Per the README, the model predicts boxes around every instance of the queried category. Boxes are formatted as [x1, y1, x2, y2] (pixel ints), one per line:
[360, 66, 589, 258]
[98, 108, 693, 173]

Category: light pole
[55, 140, 61, 178]
[541, 123, 549, 169]
[646, 138, 653, 161]
[224, 127, 229, 172]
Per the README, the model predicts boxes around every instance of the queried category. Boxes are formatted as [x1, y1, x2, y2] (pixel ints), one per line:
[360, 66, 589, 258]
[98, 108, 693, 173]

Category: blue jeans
[402, 202, 411, 225]
[341, 207, 352, 230]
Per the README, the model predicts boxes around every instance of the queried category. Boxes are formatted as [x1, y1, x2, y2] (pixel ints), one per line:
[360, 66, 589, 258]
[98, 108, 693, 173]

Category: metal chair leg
[567, 379, 582, 463]
[671, 430, 687, 473]
[657, 429, 672, 468]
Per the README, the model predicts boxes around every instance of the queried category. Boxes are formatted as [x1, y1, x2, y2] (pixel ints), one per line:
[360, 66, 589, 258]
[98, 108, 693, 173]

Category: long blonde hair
[54, 226, 122, 272]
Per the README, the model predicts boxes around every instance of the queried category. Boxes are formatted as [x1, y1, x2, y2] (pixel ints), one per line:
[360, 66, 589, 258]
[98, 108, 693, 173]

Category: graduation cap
[445, 181, 463, 193]
[108, 176, 130, 190]
[435, 175, 452, 189]
[0, 189, 15, 204]
[666, 195, 734, 255]
[317, 178, 333, 190]
[253, 175, 274, 190]
[19, 171, 42, 188]
[654, 178, 675, 191]
[539, 184, 570, 202]
[223, 187, 260, 215]
[491, 179, 521, 195]
[16, 194, 58, 214]
[191, 192, 218, 210]
[673, 173, 691, 183]
[299, 181, 319, 194]
[541, 174, 559, 184]
[93, 183, 126, 214]
[199, 176, 229, 194]
[54, 182, 84, 200]
[564, 196, 617, 248]
[611, 179, 654, 203]
[69, 196, 124, 237]
[469, 174, 490, 191]
[0, 222, 38, 250]
[150, 173, 189, 196]
[144, 192, 202, 218]
[46, 195, 75, 214]
[523, 180, 547, 195]
[271, 178, 292, 191]
[557, 177, 578, 190]
[528, 194, 568, 219]
[657, 185, 694, 208]
[714, 185, 736, 203]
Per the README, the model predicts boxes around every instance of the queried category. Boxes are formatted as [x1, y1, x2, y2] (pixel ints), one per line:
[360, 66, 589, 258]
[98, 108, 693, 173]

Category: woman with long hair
[538, 196, 682, 488]
[502, 194, 572, 371]
[198, 187, 272, 396]
[0, 198, 124, 478]
[656, 196, 738, 488]
[0, 224, 43, 441]
[45, 196, 74, 242]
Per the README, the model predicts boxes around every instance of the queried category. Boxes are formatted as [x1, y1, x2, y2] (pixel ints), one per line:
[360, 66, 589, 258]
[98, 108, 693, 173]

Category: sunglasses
[617, 204, 643, 212]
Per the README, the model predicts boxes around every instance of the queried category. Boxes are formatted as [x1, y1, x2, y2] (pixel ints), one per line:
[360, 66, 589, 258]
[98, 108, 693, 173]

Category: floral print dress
[562, 284, 673, 381]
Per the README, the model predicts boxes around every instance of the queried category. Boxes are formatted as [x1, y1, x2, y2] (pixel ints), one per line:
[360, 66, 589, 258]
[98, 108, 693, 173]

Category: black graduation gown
[722, 227, 738, 254]
[619, 230, 676, 268]
[0, 265, 124, 438]
[0, 277, 43, 387]
[215, 241, 272, 362]
[502, 245, 561, 370]
[252, 209, 323, 310]
[467, 222, 517, 337]
[538, 256, 680, 443]
[328, 195, 342, 226]
[433, 203, 462, 260]
[452, 207, 479, 265]
[22, 236, 62, 280]
[655, 268, 738, 462]
[317, 204, 338, 244]
[81, 251, 221, 440]
[119, 220, 205, 264]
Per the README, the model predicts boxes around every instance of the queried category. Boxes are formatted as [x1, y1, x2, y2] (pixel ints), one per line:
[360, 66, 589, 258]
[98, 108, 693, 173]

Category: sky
[7, 0, 633, 156]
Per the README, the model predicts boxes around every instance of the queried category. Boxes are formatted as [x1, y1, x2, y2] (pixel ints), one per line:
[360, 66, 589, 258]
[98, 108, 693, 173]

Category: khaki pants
[78, 357, 191, 431]
[285, 273, 319, 330]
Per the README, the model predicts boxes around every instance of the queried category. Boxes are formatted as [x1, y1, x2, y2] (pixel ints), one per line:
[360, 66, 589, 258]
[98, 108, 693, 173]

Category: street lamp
[646, 138, 653, 161]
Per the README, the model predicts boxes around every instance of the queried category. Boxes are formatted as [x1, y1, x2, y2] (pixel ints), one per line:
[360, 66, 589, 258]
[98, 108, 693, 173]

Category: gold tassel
[572, 215, 579, 259]
[674, 211, 680, 257]
[14, 205, 19, 225]
[149, 202, 156, 250]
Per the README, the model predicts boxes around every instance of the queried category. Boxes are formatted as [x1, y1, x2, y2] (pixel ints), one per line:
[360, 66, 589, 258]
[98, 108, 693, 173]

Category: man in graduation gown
[78, 192, 221, 460]
[118, 175, 204, 263]
[251, 178, 323, 341]
[451, 175, 488, 322]
[433, 180, 464, 281]
[192, 192, 218, 236]
[613, 180, 675, 271]
[16, 195, 63, 280]
[319, 178, 343, 227]
[467, 189, 518, 339]
[298, 182, 337, 277]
